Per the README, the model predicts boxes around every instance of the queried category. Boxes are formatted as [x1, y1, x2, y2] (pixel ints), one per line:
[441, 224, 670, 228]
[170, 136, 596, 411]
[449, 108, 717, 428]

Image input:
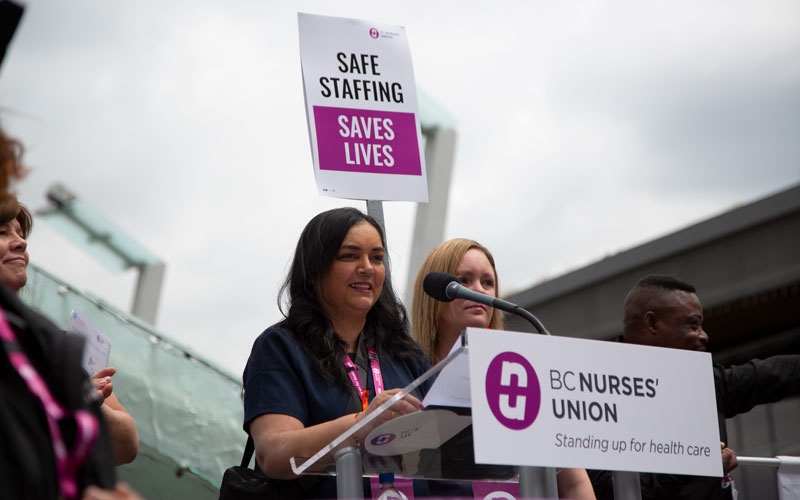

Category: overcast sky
[2, 1, 799, 377]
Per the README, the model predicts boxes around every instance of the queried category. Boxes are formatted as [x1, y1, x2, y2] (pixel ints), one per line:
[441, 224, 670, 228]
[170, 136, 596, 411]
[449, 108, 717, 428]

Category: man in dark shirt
[589, 274, 800, 500]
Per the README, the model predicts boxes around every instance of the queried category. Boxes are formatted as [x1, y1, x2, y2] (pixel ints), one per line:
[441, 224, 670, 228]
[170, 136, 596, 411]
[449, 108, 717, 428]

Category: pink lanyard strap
[344, 343, 384, 410]
[0, 308, 99, 500]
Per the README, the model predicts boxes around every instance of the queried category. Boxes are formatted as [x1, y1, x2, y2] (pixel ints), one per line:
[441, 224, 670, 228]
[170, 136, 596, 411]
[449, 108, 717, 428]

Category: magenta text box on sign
[314, 106, 421, 176]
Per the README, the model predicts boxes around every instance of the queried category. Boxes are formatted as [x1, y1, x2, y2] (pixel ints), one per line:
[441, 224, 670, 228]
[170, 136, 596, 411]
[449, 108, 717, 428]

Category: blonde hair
[411, 238, 503, 364]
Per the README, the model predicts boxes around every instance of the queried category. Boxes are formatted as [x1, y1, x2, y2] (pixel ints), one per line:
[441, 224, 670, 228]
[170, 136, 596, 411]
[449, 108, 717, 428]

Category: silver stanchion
[612, 471, 642, 500]
[334, 446, 363, 500]
[519, 466, 558, 499]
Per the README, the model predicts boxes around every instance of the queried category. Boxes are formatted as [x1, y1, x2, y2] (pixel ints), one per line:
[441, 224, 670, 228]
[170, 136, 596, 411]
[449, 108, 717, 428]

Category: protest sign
[298, 13, 428, 202]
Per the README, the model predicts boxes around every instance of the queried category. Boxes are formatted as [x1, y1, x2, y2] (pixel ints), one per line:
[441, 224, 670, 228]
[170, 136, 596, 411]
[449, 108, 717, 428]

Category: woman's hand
[90, 366, 139, 465]
[91, 366, 117, 401]
[354, 388, 421, 444]
[250, 390, 422, 480]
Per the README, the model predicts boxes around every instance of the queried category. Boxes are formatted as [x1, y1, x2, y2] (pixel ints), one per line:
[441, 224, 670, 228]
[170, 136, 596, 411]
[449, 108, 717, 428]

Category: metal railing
[22, 263, 245, 499]
[612, 456, 800, 500]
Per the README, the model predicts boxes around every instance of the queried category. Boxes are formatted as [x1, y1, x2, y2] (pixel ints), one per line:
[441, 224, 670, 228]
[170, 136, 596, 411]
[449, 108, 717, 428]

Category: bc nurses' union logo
[369, 27, 380, 39]
[370, 434, 396, 446]
[485, 351, 541, 430]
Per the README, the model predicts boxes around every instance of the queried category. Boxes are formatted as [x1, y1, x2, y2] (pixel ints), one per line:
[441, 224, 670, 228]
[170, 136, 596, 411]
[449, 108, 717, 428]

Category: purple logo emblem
[483, 493, 515, 500]
[370, 433, 396, 446]
[485, 351, 541, 430]
[369, 27, 380, 39]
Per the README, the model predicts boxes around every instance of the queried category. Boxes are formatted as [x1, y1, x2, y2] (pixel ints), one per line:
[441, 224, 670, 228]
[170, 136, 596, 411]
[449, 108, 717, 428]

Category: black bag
[219, 435, 311, 500]
[219, 435, 274, 500]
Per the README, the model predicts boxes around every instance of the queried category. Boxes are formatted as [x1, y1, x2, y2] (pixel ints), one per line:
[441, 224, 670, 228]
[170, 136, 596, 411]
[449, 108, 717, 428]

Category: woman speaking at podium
[411, 238, 596, 499]
[243, 207, 434, 499]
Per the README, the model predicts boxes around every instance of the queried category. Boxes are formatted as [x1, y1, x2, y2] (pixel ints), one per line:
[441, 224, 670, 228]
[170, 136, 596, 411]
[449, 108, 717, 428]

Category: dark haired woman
[243, 207, 433, 499]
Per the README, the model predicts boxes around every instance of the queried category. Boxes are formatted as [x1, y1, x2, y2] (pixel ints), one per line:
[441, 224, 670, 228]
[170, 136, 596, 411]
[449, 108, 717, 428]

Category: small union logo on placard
[370, 433, 396, 446]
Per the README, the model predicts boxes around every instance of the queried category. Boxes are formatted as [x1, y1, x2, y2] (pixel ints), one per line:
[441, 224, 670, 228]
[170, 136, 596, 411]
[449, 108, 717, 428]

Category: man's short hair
[635, 274, 697, 293]
[623, 274, 697, 336]
[634, 274, 696, 294]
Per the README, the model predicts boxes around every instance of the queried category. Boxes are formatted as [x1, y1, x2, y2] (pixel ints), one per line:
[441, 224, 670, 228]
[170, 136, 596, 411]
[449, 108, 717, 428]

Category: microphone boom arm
[444, 281, 551, 335]
[511, 305, 550, 335]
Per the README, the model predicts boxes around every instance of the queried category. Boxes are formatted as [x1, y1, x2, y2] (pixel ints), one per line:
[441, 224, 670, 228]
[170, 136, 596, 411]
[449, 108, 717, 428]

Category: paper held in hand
[67, 309, 111, 376]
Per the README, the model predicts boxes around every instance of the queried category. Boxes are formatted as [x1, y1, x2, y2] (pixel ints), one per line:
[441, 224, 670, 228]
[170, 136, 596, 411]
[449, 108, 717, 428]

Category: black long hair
[278, 207, 423, 388]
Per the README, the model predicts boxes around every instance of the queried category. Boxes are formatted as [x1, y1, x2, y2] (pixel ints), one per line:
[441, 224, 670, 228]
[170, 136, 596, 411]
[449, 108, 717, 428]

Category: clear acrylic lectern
[289, 344, 560, 499]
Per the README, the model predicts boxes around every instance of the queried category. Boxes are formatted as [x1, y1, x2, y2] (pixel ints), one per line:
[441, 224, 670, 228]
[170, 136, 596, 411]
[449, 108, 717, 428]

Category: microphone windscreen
[422, 272, 459, 302]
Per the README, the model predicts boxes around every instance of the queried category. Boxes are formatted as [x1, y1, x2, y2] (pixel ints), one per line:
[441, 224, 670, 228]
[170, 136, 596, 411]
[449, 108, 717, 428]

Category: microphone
[422, 272, 550, 335]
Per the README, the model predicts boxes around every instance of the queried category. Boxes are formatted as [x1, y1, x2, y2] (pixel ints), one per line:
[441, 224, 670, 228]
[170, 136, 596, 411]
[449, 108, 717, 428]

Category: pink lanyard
[350, 345, 415, 500]
[344, 344, 384, 410]
[0, 308, 99, 500]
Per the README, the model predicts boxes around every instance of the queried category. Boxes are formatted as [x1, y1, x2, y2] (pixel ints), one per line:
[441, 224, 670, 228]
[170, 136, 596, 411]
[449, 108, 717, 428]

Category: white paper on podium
[421, 340, 471, 408]
[67, 309, 111, 376]
[364, 409, 471, 456]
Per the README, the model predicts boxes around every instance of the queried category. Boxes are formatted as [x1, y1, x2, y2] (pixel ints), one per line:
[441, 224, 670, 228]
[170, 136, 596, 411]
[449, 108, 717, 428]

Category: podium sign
[298, 12, 428, 202]
[467, 328, 722, 477]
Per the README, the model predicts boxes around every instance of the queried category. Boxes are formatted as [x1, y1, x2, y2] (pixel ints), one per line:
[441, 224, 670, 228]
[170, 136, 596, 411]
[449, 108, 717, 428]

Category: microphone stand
[505, 305, 554, 498]
[511, 306, 551, 336]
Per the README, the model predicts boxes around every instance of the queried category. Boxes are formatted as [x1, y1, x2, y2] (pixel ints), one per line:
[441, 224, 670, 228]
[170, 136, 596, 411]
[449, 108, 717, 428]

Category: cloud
[4, 1, 799, 375]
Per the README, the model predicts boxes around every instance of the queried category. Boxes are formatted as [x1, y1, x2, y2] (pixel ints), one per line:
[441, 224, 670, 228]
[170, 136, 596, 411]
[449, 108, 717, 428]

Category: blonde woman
[411, 238, 596, 499]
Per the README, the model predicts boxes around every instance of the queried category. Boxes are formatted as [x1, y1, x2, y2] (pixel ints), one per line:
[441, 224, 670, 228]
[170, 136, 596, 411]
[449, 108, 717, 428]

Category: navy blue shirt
[243, 325, 434, 499]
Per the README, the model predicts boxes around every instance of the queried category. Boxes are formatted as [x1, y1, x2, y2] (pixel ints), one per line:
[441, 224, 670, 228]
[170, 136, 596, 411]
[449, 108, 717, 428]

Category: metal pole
[405, 127, 456, 305]
[518, 466, 558, 499]
[366, 200, 385, 234]
[131, 261, 165, 325]
[366, 200, 395, 285]
[612, 471, 643, 500]
[736, 456, 782, 467]
[334, 446, 363, 500]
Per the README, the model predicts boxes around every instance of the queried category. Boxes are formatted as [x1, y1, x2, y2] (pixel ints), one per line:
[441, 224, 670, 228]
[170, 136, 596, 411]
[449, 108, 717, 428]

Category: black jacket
[590, 355, 800, 500]
[0, 285, 117, 499]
